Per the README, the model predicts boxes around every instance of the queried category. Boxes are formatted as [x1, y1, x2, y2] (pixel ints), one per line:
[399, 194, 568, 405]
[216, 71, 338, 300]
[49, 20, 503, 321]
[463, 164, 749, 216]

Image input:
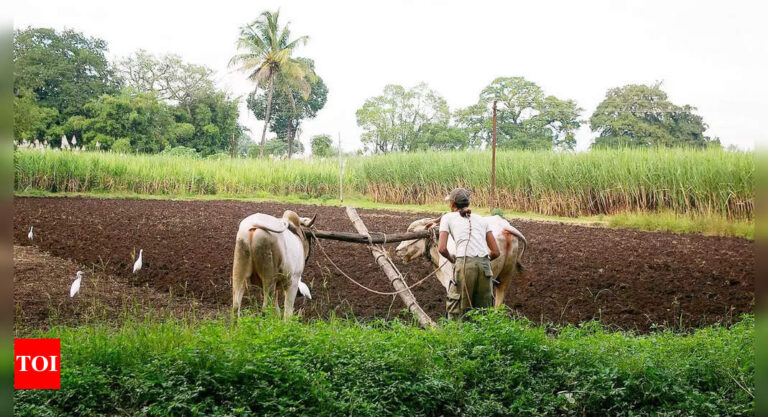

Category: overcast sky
[12, 0, 767, 152]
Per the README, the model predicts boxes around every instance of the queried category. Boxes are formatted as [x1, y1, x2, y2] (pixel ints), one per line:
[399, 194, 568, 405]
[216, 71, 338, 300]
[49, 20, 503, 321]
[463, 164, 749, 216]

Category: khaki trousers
[447, 256, 493, 320]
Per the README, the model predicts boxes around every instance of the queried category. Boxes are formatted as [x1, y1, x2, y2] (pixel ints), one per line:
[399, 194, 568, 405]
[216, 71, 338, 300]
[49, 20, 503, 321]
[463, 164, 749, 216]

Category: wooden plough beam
[344, 206, 436, 328]
[305, 229, 431, 244]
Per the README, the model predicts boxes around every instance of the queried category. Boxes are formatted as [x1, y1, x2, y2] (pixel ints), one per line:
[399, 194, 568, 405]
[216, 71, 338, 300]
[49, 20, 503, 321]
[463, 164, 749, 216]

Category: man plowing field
[437, 188, 500, 319]
[396, 188, 527, 319]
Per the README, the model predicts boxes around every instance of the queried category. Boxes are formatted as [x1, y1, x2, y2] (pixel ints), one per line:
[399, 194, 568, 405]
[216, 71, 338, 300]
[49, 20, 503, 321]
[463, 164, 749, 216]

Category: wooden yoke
[304, 229, 432, 244]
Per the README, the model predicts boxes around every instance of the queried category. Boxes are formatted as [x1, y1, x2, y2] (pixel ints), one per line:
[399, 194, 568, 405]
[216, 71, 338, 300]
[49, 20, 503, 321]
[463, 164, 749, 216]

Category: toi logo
[14, 339, 61, 389]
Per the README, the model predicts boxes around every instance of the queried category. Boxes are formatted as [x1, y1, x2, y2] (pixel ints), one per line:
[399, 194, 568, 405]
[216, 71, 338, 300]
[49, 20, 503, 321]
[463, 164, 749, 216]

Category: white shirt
[439, 212, 491, 257]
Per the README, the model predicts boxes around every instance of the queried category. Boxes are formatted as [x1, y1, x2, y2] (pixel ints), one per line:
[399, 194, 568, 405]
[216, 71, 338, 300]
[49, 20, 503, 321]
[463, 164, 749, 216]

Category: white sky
[12, 0, 767, 153]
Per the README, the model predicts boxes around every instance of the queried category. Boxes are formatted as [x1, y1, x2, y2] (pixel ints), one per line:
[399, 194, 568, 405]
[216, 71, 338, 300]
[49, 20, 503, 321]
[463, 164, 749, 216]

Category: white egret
[297, 279, 312, 300]
[133, 249, 143, 273]
[70, 271, 83, 297]
[27, 226, 34, 240]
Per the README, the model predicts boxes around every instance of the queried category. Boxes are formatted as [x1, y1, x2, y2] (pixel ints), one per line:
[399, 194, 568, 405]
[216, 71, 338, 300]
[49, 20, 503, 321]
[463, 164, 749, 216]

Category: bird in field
[297, 279, 312, 300]
[27, 226, 34, 241]
[70, 271, 83, 297]
[133, 249, 143, 273]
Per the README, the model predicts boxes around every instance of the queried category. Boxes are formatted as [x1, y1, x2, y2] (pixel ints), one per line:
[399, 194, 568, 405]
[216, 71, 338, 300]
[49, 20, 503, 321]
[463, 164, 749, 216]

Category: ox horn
[427, 215, 442, 228]
[306, 213, 317, 227]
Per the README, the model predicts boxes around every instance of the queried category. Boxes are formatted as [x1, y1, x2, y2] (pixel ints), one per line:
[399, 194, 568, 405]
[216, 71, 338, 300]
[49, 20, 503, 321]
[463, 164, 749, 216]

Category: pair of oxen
[232, 210, 526, 320]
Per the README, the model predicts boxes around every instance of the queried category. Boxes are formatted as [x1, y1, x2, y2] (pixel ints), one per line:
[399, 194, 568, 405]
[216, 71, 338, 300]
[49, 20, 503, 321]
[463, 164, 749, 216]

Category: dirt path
[13, 197, 754, 330]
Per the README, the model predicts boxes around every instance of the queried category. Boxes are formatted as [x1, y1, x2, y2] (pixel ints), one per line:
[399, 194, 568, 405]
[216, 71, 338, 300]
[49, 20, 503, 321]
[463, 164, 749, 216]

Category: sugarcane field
[9, 1, 759, 415]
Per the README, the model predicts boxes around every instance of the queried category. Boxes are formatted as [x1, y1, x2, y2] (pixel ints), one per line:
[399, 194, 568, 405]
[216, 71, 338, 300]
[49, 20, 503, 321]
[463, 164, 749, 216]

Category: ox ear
[302, 214, 317, 227]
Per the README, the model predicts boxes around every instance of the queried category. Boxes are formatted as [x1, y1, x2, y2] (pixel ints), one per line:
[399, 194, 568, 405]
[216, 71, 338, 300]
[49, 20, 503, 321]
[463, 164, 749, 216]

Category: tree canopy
[458, 77, 582, 150]
[230, 10, 310, 157]
[13, 27, 243, 156]
[355, 78, 581, 153]
[13, 22, 726, 157]
[356, 83, 451, 153]
[310, 134, 335, 157]
[247, 58, 327, 157]
[118, 50, 215, 113]
[590, 83, 717, 148]
[13, 27, 120, 120]
[242, 136, 304, 158]
[171, 91, 243, 155]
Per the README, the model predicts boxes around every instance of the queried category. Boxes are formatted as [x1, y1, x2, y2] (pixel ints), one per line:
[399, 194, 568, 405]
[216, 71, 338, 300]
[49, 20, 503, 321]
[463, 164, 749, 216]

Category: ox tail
[502, 226, 527, 273]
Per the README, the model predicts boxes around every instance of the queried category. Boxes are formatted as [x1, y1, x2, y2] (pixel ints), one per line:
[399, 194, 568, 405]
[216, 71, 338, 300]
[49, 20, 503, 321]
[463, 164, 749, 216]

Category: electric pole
[338, 132, 343, 202]
[491, 100, 498, 211]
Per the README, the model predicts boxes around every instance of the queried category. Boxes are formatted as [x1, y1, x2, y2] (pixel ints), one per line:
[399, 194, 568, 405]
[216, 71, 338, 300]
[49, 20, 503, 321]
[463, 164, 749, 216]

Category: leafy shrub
[160, 146, 201, 159]
[14, 313, 754, 416]
[205, 152, 231, 160]
[110, 138, 132, 154]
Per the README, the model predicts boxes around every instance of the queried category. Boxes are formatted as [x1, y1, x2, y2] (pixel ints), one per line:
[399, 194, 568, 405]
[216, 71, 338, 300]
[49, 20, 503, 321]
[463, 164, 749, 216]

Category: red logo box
[14, 338, 61, 389]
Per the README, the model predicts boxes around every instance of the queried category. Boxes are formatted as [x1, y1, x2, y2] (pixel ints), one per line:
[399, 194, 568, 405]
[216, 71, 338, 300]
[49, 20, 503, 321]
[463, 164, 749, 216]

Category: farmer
[437, 188, 501, 320]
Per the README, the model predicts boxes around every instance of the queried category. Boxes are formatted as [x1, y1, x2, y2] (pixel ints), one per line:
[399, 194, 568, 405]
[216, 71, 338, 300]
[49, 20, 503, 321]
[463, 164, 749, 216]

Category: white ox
[395, 215, 527, 307]
[232, 210, 315, 319]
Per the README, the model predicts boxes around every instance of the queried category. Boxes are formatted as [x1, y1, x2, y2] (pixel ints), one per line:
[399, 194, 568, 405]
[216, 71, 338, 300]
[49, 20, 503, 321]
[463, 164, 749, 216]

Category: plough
[306, 207, 437, 328]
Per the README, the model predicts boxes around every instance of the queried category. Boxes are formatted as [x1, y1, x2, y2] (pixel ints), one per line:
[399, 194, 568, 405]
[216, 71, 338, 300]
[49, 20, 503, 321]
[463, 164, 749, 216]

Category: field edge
[15, 190, 754, 239]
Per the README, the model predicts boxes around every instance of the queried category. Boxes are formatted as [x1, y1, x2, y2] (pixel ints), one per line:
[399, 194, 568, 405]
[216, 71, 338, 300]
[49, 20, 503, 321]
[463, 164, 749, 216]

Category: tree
[118, 50, 215, 114]
[310, 134, 335, 157]
[119, 50, 241, 155]
[65, 91, 175, 152]
[355, 83, 451, 153]
[590, 83, 717, 148]
[458, 76, 581, 150]
[172, 91, 243, 156]
[230, 10, 309, 157]
[13, 27, 120, 123]
[13, 87, 59, 140]
[414, 123, 468, 151]
[247, 58, 326, 158]
[480, 77, 543, 124]
[526, 96, 582, 150]
[262, 136, 304, 157]
[453, 103, 490, 149]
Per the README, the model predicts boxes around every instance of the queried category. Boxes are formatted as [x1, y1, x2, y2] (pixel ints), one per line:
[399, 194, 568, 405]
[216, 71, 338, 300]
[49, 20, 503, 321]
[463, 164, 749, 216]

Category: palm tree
[230, 10, 309, 158]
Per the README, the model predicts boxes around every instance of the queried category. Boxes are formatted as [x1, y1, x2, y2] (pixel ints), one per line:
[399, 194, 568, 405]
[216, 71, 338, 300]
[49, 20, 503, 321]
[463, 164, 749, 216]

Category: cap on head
[444, 188, 471, 205]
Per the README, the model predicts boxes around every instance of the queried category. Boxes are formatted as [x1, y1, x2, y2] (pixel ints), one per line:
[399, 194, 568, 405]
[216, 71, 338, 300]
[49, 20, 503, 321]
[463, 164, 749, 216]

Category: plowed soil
[13, 245, 218, 332]
[13, 197, 754, 331]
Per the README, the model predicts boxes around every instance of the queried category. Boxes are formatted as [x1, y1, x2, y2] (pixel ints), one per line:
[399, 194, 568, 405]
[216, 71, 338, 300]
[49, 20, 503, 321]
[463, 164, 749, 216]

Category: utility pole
[338, 132, 344, 202]
[491, 100, 498, 211]
[230, 133, 236, 158]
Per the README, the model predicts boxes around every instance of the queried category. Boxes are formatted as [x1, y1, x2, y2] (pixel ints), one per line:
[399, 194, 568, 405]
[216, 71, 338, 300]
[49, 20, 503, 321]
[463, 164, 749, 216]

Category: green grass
[14, 148, 754, 220]
[606, 211, 755, 240]
[14, 312, 754, 416]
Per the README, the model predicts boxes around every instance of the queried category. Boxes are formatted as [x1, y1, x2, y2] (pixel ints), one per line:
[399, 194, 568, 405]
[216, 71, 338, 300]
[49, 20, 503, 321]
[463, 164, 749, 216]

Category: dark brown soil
[13, 245, 218, 332]
[13, 197, 754, 331]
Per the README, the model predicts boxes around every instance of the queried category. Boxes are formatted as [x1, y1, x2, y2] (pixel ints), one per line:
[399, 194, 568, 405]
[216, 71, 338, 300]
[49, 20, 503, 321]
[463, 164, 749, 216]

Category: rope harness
[309, 227, 448, 296]
[460, 212, 473, 309]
